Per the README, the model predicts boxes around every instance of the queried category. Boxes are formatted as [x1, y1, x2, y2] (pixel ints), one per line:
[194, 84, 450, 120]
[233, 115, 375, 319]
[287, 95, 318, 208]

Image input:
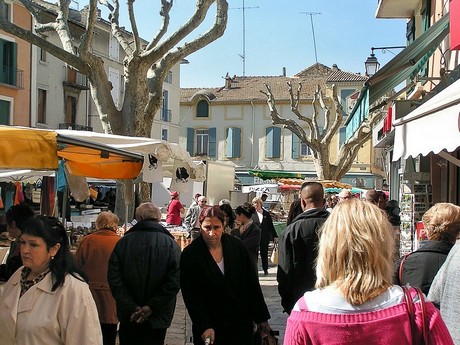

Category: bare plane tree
[0, 0, 229, 137]
[261, 82, 383, 181]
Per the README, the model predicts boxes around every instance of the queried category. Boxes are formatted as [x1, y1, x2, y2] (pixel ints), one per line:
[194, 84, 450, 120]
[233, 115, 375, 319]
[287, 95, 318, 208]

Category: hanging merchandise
[0, 187, 3, 209]
[13, 182, 25, 205]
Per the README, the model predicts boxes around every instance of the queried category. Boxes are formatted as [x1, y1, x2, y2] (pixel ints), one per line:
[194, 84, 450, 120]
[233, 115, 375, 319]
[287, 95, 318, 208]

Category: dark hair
[235, 202, 255, 218]
[21, 215, 86, 291]
[6, 203, 35, 229]
[219, 203, 236, 229]
[287, 199, 303, 225]
[199, 205, 224, 226]
[300, 181, 324, 204]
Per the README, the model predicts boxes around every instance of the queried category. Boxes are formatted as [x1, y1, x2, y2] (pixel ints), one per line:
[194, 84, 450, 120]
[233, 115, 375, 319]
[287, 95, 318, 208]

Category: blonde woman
[284, 198, 453, 345]
[394, 203, 460, 295]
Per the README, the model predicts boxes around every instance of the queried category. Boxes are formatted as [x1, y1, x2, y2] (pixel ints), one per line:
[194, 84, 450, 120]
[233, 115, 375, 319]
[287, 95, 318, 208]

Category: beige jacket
[0, 268, 102, 345]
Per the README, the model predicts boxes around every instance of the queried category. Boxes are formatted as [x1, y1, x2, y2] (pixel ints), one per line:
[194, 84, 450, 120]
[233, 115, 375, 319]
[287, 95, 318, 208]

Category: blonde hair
[316, 198, 394, 305]
[95, 211, 119, 231]
[422, 203, 460, 243]
[252, 197, 263, 205]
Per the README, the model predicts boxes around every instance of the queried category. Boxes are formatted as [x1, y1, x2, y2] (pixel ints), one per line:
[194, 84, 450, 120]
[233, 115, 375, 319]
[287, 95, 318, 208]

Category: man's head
[135, 202, 162, 222]
[338, 189, 353, 202]
[197, 196, 208, 208]
[194, 193, 201, 201]
[299, 182, 325, 211]
[364, 189, 379, 205]
[6, 203, 35, 239]
[261, 193, 268, 202]
[170, 191, 179, 199]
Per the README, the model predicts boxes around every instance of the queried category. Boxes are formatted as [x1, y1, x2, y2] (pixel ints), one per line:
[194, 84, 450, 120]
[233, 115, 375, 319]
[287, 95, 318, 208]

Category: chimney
[332, 64, 339, 71]
[282, 67, 286, 76]
[225, 75, 232, 89]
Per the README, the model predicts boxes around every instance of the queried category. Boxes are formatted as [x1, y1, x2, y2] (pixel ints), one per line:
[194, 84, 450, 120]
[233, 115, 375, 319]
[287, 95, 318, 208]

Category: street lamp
[364, 46, 406, 77]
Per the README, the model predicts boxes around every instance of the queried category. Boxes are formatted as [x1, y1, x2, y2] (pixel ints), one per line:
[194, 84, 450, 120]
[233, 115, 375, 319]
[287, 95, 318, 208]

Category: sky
[79, 1, 407, 88]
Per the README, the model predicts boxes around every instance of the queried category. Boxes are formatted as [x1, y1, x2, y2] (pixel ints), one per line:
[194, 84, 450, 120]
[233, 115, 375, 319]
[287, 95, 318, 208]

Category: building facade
[0, 1, 32, 126]
[180, 63, 385, 189]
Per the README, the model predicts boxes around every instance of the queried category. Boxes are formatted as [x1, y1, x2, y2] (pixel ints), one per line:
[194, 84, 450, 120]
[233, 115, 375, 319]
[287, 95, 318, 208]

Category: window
[65, 95, 77, 124]
[196, 100, 209, 117]
[266, 127, 281, 159]
[165, 71, 173, 84]
[39, 47, 46, 62]
[225, 127, 241, 158]
[196, 129, 209, 155]
[339, 127, 346, 146]
[109, 35, 119, 61]
[161, 90, 171, 122]
[0, 99, 10, 124]
[161, 128, 168, 141]
[0, 38, 18, 86]
[187, 127, 217, 158]
[37, 89, 47, 123]
[1, 3, 11, 22]
[292, 133, 311, 159]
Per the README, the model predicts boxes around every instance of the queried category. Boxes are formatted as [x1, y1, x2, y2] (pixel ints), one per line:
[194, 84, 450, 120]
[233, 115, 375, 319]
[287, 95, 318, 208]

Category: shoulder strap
[398, 254, 410, 284]
[402, 286, 429, 345]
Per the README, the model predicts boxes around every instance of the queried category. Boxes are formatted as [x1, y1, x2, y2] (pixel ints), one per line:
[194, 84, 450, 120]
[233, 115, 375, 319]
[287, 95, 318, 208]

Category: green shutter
[266, 127, 281, 158]
[292, 133, 300, 159]
[339, 127, 346, 146]
[225, 127, 233, 158]
[273, 127, 281, 158]
[0, 100, 10, 124]
[0, 39, 5, 83]
[11, 42, 17, 86]
[266, 127, 273, 158]
[208, 127, 217, 158]
[186, 127, 194, 155]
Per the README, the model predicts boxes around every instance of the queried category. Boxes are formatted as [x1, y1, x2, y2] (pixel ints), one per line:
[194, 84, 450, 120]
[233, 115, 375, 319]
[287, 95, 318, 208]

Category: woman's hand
[202, 328, 215, 344]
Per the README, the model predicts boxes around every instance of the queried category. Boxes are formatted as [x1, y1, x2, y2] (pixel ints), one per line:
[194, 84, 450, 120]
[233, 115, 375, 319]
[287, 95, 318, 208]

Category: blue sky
[80, 1, 407, 88]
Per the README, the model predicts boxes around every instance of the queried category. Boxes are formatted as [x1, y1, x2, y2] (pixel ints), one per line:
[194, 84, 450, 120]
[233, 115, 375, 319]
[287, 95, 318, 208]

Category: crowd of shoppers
[2, 186, 460, 344]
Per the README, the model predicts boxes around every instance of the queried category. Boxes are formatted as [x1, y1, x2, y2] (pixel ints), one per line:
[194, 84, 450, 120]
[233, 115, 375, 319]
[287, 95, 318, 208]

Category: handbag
[270, 243, 278, 265]
[402, 286, 429, 345]
[254, 325, 278, 345]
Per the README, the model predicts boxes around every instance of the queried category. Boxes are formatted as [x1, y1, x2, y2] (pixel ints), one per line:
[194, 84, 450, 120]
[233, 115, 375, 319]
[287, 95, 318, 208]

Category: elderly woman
[394, 202, 460, 295]
[284, 199, 453, 344]
[75, 211, 121, 345]
[0, 216, 102, 344]
[180, 206, 271, 345]
[232, 202, 261, 273]
[251, 197, 278, 275]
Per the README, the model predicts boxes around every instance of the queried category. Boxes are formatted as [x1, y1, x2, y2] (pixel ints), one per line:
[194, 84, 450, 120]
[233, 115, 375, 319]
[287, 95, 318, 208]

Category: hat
[170, 191, 179, 198]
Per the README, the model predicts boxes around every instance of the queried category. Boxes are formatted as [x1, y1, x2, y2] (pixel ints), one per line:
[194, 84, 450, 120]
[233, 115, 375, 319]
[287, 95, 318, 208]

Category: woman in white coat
[0, 215, 102, 345]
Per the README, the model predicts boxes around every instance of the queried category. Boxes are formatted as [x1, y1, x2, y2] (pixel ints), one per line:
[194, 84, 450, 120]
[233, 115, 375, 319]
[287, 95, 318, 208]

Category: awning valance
[345, 14, 450, 140]
[392, 78, 460, 162]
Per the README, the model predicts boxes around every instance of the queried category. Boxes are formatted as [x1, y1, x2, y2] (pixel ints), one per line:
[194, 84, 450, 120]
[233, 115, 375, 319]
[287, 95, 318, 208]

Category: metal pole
[300, 12, 321, 64]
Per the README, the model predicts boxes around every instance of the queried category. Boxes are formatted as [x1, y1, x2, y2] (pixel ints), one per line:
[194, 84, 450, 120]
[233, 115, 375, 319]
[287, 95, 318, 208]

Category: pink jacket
[284, 292, 453, 345]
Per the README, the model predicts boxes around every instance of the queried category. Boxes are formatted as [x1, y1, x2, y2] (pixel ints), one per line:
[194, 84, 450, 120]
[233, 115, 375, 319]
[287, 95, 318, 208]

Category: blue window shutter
[225, 128, 233, 158]
[186, 127, 194, 155]
[266, 127, 273, 158]
[233, 127, 241, 158]
[292, 133, 300, 159]
[208, 127, 217, 158]
[273, 127, 281, 158]
[339, 127, 346, 146]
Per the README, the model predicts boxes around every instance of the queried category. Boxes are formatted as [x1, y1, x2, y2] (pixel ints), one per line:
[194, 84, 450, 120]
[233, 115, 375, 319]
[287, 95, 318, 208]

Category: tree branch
[127, 0, 141, 54]
[80, 0, 98, 56]
[146, 0, 173, 51]
[105, 0, 133, 55]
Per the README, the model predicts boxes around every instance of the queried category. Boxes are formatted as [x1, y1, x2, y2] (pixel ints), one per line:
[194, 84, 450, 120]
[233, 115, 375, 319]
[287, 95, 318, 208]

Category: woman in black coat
[393, 202, 460, 295]
[232, 202, 261, 273]
[180, 206, 271, 345]
[251, 197, 278, 275]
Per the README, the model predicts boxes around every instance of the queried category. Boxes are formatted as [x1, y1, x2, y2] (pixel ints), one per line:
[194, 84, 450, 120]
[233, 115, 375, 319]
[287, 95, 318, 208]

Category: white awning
[393, 78, 460, 163]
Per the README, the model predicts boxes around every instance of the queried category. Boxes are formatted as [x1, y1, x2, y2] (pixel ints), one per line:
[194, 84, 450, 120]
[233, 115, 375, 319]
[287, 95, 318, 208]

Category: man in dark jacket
[108, 202, 181, 345]
[277, 181, 329, 314]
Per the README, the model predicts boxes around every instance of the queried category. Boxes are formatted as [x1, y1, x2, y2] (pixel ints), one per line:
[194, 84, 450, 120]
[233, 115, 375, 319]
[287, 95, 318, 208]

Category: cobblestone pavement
[164, 264, 287, 345]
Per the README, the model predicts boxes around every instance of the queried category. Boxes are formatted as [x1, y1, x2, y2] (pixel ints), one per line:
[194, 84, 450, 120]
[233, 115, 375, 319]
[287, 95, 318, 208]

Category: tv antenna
[300, 12, 321, 64]
[231, 0, 259, 76]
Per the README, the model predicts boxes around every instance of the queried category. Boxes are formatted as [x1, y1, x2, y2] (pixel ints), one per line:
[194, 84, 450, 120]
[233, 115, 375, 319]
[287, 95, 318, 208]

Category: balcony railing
[161, 108, 172, 122]
[0, 68, 24, 88]
[59, 123, 93, 131]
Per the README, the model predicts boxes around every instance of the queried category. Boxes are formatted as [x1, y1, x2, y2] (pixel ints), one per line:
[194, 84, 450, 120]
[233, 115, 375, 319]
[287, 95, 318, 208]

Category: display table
[273, 221, 287, 237]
